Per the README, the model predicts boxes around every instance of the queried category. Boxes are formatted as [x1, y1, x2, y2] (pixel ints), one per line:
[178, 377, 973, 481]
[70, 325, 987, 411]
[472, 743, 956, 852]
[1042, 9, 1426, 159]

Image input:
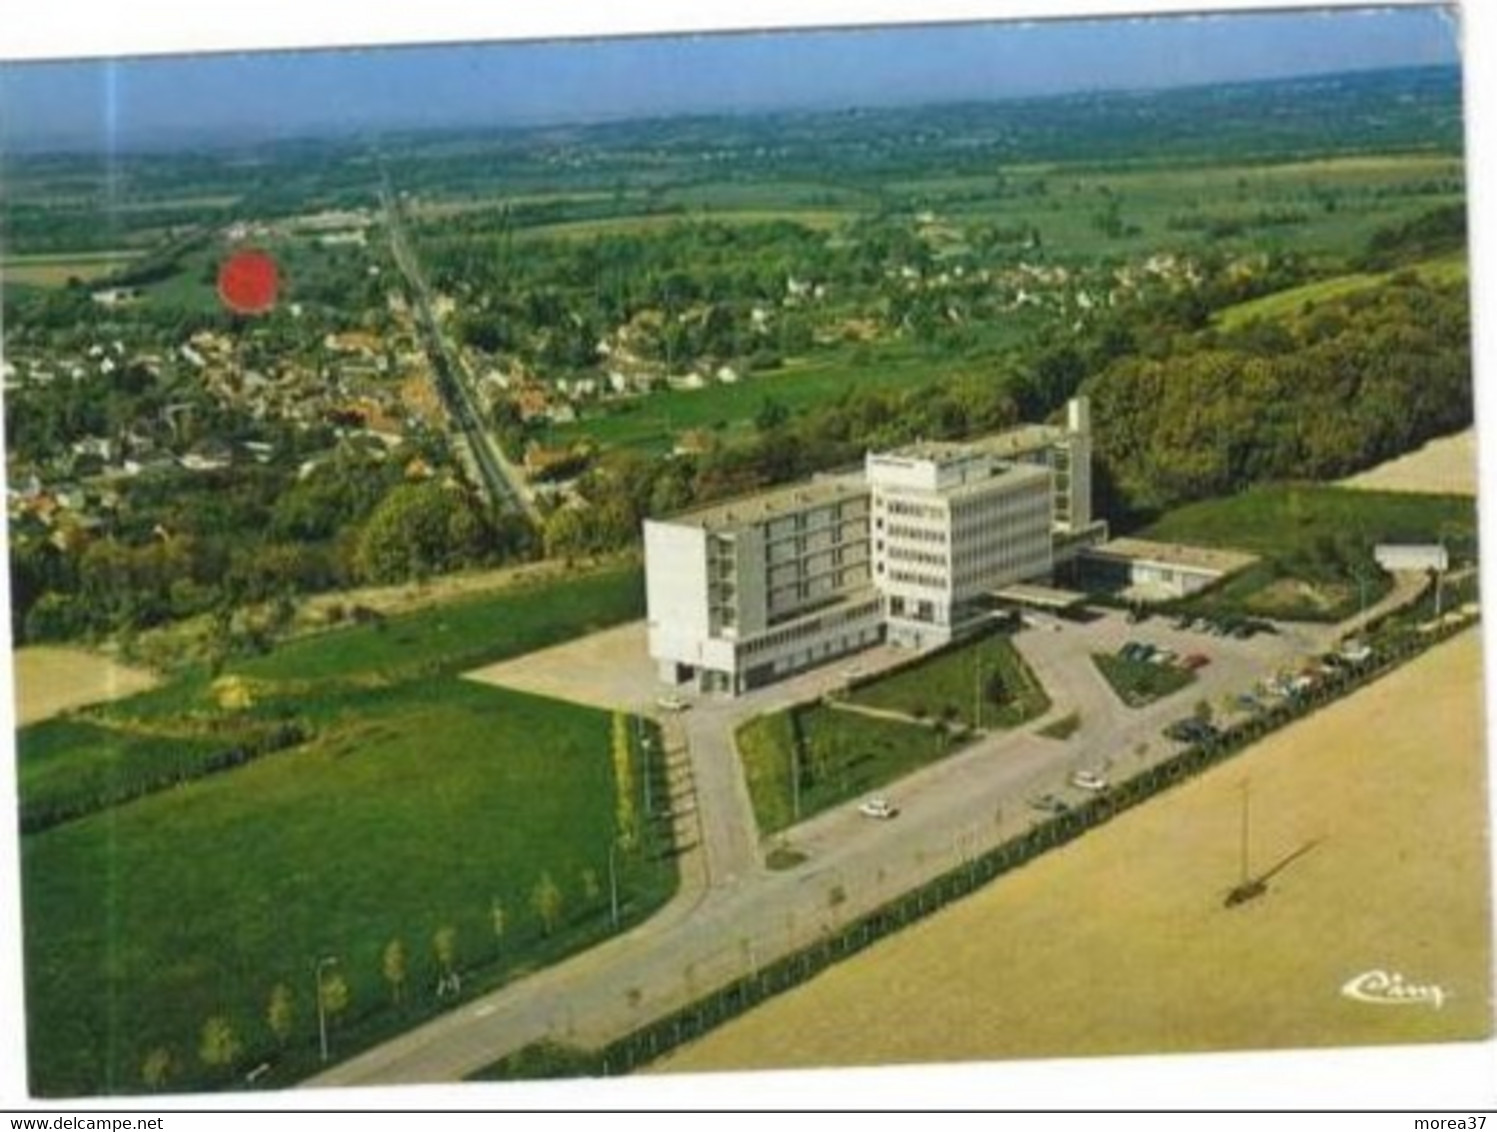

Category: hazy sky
[0, 6, 1461, 152]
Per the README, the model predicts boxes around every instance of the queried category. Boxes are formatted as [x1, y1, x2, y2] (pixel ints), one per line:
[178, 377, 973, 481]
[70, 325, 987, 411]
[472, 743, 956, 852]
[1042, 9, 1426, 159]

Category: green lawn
[21, 679, 673, 1097]
[1092, 653, 1196, 708]
[1139, 484, 1477, 559]
[737, 704, 952, 837]
[17, 561, 667, 1097]
[1135, 484, 1477, 623]
[847, 632, 1050, 730]
[736, 633, 1049, 837]
[549, 334, 1039, 453]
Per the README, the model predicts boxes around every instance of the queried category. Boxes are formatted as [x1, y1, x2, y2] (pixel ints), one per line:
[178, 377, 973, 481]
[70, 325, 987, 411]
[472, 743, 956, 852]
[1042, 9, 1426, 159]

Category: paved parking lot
[465, 621, 662, 712]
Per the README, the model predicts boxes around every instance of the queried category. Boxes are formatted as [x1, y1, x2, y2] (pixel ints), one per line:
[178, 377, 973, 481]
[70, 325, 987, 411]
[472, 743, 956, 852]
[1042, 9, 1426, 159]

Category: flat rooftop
[1084, 537, 1258, 576]
[664, 475, 868, 532]
[875, 423, 1066, 467]
[992, 582, 1088, 609]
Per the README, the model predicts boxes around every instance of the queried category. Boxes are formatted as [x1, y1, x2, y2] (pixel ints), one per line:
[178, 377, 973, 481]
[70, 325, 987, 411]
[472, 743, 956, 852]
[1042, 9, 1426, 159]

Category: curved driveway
[308, 600, 1387, 1088]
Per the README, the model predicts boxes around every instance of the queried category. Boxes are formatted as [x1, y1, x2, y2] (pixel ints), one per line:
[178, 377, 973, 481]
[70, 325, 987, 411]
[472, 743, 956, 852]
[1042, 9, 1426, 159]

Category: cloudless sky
[0, 6, 1461, 152]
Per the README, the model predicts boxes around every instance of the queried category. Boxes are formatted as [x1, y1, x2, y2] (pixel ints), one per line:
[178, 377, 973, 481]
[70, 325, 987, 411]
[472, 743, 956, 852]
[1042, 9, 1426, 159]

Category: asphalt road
[306, 601, 1382, 1089]
[379, 181, 536, 519]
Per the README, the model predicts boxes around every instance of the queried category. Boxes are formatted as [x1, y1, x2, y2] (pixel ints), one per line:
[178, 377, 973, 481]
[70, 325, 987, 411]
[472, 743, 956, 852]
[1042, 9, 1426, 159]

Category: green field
[847, 632, 1050, 730]
[1136, 485, 1478, 622]
[1138, 485, 1478, 560]
[551, 336, 1036, 453]
[737, 704, 951, 837]
[18, 563, 667, 1096]
[737, 633, 1049, 837]
[17, 718, 254, 831]
[1216, 253, 1468, 329]
[892, 153, 1464, 261]
[1092, 653, 1196, 708]
[1, 251, 140, 287]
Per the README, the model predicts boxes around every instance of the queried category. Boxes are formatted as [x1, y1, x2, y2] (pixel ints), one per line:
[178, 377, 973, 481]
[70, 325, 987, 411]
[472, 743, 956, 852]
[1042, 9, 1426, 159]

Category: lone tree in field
[581, 866, 602, 905]
[489, 899, 507, 954]
[319, 971, 351, 1030]
[531, 871, 565, 936]
[382, 938, 408, 1005]
[140, 1047, 174, 1091]
[198, 1015, 242, 1073]
[266, 983, 295, 1046]
[433, 926, 460, 995]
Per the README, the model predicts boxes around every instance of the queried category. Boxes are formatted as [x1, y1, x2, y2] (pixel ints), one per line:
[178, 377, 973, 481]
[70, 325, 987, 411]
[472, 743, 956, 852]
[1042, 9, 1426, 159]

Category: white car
[858, 796, 899, 820]
[655, 694, 689, 713]
[1069, 768, 1109, 792]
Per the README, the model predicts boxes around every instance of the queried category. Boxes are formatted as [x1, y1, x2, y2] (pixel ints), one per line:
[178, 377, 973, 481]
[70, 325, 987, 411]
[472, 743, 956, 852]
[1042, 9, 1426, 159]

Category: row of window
[886, 545, 946, 567]
[883, 522, 947, 543]
[739, 598, 881, 657]
[881, 498, 945, 520]
[887, 568, 945, 589]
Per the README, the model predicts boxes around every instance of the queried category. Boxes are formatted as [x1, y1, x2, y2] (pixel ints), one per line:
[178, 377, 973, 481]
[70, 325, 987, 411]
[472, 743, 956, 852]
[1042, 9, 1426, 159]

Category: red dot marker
[217, 249, 279, 315]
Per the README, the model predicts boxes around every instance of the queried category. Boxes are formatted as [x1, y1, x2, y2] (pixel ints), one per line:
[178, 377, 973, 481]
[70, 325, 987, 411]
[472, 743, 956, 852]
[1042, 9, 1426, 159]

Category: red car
[1181, 653, 1211, 670]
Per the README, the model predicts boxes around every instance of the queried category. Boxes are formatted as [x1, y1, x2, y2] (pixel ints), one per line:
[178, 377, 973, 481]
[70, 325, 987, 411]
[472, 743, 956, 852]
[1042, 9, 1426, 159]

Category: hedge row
[19, 722, 310, 835]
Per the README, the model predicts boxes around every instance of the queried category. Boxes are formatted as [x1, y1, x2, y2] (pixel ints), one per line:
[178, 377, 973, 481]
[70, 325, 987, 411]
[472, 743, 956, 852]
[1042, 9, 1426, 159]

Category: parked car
[1181, 653, 1210, 670]
[858, 796, 898, 820]
[1150, 648, 1177, 666]
[1069, 768, 1109, 792]
[655, 694, 690, 712]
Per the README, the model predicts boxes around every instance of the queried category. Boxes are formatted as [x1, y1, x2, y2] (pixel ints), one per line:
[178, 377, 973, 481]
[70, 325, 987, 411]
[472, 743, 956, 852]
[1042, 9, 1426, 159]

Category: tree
[542, 506, 592, 563]
[355, 482, 493, 583]
[198, 1015, 242, 1072]
[382, 938, 408, 1005]
[581, 866, 602, 905]
[531, 871, 565, 936]
[432, 926, 460, 995]
[140, 1046, 174, 1090]
[490, 899, 507, 952]
[266, 983, 295, 1046]
[319, 971, 350, 1029]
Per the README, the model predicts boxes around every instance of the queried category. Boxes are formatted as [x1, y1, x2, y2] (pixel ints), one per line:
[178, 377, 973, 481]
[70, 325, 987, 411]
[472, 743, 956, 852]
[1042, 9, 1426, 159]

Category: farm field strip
[1339, 428, 1478, 497]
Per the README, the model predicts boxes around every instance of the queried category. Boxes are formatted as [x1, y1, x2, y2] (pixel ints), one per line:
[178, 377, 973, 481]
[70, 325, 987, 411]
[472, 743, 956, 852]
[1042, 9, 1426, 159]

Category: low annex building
[1079, 537, 1258, 602]
[644, 397, 1100, 694]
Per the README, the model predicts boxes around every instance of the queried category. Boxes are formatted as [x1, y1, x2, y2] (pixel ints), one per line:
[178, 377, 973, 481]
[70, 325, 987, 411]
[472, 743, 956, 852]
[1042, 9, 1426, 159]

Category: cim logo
[1341, 968, 1447, 1010]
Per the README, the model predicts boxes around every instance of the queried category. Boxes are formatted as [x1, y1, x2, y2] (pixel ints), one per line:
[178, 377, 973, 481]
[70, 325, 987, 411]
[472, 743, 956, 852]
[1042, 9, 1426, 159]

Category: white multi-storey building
[644, 397, 1097, 693]
[644, 477, 883, 694]
[868, 445, 1053, 648]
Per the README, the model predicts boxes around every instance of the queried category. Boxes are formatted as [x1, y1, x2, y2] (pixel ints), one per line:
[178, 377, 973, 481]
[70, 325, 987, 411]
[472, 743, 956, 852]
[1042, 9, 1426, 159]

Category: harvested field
[658, 630, 1491, 1072]
[11, 647, 160, 725]
[1340, 429, 1477, 496]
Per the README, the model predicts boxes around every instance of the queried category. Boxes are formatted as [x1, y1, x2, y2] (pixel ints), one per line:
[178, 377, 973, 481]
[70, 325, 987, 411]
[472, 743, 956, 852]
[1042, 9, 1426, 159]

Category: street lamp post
[641, 734, 653, 819]
[608, 844, 620, 931]
[314, 955, 339, 1063]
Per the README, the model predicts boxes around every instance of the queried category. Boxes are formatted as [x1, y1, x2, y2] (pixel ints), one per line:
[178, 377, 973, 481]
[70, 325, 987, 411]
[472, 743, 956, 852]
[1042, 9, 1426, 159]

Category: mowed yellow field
[1340, 429, 1478, 496]
[11, 646, 161, 725]
[659, 630, 1493, 1072]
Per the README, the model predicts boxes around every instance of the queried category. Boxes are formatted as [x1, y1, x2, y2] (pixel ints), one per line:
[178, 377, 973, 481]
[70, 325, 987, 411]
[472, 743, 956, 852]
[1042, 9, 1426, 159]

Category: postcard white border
[0, 0, 1491, 1115]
